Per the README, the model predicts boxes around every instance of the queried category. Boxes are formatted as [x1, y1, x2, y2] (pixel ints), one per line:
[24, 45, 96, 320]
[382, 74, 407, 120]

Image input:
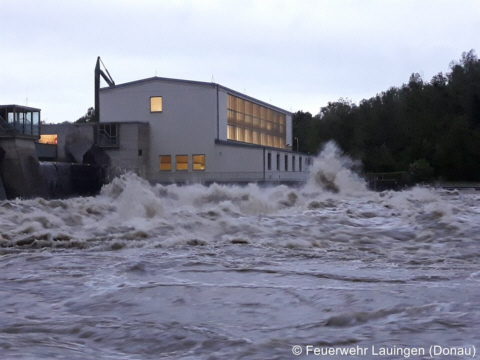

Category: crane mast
[94, 57, 115, 123]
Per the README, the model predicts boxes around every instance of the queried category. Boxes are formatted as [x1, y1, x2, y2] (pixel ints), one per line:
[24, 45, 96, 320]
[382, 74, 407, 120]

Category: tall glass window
[227, 94, 286, 149]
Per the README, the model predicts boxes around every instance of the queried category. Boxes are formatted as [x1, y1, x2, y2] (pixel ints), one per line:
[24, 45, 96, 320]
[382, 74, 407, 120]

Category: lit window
[227, 125, 236, 140]
[193, 155, 205, 171]
[227, 94, 286, 149]
[151, 96, 163, 112]
[159, 155, 171, 171]
[38, 134, 57, 144]
[176, 155, 188, 171]
[252, 131, 260, 145]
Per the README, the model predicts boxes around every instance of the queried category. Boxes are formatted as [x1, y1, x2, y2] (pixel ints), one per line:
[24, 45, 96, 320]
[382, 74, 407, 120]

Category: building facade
[97, 77, 311, 183]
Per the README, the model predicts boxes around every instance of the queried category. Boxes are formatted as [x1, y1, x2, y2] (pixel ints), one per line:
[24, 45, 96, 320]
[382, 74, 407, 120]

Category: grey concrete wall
[42, 123, 150, 180]
[213, 143, 264, 173]
[35, 143, 57, 160]
[105, 123, 150, 177]
[217, 89, 228, 141]
[42, 123, 95, 162]
[286, 113, 293, 149]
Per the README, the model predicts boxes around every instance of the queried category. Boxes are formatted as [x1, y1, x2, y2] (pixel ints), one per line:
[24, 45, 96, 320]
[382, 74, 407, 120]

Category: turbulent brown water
[1, 143, 479, 359]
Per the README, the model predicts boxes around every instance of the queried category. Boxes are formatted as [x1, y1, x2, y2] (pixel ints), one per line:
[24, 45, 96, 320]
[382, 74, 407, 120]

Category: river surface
[1, 144, 479, 359]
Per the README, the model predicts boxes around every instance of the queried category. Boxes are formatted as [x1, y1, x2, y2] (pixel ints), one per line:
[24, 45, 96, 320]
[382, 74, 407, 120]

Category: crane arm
[94, 56, 115, 122]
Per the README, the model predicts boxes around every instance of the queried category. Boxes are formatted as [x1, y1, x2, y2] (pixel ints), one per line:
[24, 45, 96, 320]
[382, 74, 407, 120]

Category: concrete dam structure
[0, 105, 106, 200]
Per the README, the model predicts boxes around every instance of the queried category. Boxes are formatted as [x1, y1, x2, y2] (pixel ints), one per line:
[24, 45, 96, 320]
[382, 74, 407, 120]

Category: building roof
[99, 76, 292, 115]
[0, 104, 41, 112]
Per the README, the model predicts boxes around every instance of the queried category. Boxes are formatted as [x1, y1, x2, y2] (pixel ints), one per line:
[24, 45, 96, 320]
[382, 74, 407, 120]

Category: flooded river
[1, 144, 479, 359]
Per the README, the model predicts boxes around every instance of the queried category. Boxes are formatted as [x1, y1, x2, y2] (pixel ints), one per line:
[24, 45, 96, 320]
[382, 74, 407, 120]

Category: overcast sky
[2, 0, 479, 123]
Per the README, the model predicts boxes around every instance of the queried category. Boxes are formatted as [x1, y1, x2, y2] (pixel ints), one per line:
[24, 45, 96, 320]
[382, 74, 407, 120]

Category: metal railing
[97, 124, 119, 147]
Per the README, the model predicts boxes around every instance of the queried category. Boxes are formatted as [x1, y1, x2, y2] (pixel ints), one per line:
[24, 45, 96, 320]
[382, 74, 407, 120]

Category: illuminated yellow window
[150, 96, 163, 112]
[244, 129, 252, 143]
[193, 155, 205, 171]
[38, 134, 57, 144]
[159, 155, 171, 171]
[228, 125, 236, 140]
[261, 133, 267, 146]
[227, 94, 287, 149]
[236, 127, 244, 142]
[176, 155, 188, 171]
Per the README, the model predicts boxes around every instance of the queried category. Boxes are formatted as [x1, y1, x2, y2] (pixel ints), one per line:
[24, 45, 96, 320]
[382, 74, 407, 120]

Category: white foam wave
[0, 142, 478, 257]
[305, 141, 367, 195]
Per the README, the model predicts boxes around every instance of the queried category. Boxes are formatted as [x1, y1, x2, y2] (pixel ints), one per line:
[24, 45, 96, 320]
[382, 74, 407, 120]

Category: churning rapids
[0, 143, 479, 360]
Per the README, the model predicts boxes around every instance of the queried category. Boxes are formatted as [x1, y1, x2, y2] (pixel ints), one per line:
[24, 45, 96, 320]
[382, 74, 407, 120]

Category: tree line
[293, 50, 480, 182]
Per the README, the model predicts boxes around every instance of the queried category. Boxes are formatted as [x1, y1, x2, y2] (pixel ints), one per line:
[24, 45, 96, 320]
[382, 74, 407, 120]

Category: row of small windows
[227, 94, 286, 149]
[159, 154, 205, 171]
[266, 153, 312, 172]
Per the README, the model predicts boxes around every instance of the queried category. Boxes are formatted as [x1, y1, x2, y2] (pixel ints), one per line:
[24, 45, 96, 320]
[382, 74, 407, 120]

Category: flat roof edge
[0, 104, 41, 111]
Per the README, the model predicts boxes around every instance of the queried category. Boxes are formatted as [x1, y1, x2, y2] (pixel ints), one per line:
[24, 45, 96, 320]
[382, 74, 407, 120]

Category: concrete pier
[0, 175, 6, 200]
[0, 137, 48, 199]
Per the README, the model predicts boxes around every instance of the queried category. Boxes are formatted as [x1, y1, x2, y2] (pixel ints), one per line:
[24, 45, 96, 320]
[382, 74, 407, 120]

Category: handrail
[97, 124, 118, 146]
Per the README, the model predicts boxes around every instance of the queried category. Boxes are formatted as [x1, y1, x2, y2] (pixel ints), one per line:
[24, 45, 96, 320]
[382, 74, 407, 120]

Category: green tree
[75, 107, 96, 123]
[293, 50, 480, 181]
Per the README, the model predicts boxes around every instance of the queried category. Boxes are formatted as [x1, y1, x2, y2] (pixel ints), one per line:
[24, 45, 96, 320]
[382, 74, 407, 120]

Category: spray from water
[305, 141, 367, 195]
[2, 140, 472, 252]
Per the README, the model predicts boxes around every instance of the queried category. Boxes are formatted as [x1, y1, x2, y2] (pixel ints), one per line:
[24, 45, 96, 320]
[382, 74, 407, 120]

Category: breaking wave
[1, 142, 479, 261]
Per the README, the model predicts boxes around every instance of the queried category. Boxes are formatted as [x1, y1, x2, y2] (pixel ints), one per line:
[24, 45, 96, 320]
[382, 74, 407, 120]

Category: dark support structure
[0, 105, 47, 199]
[94, 57, 115, 123]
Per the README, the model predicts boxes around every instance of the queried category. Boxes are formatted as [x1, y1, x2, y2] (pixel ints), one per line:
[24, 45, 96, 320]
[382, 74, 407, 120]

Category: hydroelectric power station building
[42, 76, 312, 184]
